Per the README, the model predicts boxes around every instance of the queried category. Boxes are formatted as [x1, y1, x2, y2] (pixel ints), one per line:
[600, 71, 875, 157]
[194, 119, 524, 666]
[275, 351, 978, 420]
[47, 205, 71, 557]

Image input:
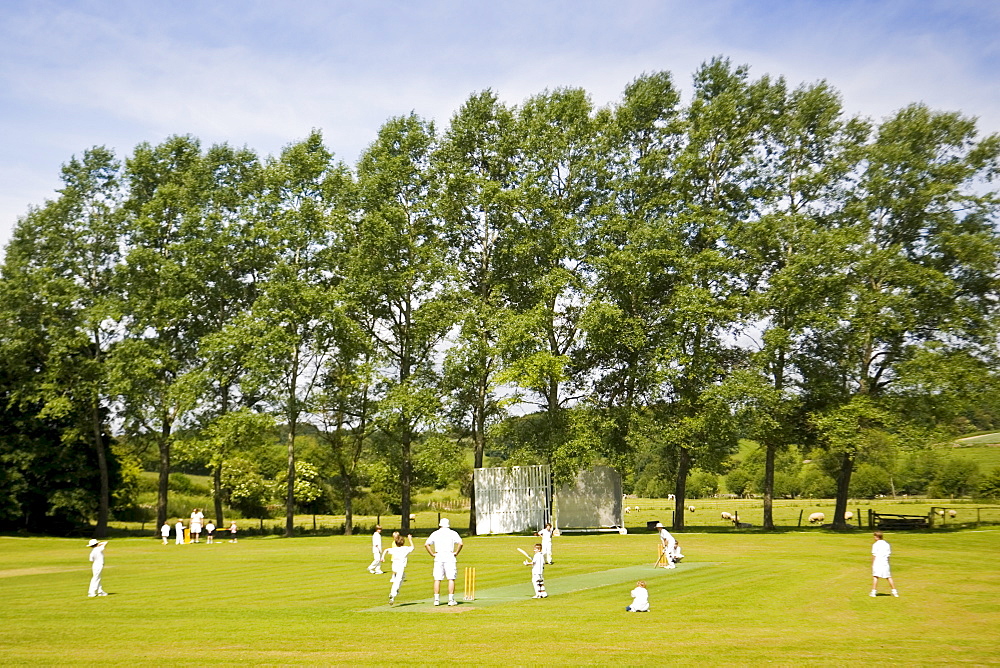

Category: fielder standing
[367, 525, 384, 574]
[87, 539, 109, 597]
[425, 518, 463, 606]
[537, 522, 555, 564]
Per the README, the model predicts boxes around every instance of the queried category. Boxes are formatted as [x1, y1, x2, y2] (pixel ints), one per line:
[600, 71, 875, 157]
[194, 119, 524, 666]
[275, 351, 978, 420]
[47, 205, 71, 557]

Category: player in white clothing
[626, 580, 649, 612]
[524, 543, 547, 598]
[160, 522, 170, 545]
[87, 539, 109, 597]
[174, 520, 185, 545]
[655, 522, 676, 569]
[536, 523, 554, 564]
[367, 525, 384, 574]
[424, 518, 463, 606]
[382, 533, 415, 605]
[870, 531, 899, 597]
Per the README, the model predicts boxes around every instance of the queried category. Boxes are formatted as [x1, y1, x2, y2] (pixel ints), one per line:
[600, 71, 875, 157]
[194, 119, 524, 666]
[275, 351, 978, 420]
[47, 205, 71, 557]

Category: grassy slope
[2, 530, 998, 665]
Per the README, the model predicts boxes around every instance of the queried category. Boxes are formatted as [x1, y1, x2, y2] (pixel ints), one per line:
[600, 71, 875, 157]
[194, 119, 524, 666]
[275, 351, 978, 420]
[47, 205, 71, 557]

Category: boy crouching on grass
[626, 581, 648, 612]
[524, 543, 547, 598]
[382, 533, 414, 605]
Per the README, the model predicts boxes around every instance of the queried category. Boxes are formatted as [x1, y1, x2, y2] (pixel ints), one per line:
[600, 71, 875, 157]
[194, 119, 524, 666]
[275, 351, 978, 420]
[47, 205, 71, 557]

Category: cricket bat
[517, 547, 532, 563]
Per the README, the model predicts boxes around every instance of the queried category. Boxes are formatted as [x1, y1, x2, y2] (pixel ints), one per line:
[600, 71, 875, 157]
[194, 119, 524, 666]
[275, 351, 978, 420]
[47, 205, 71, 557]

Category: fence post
[856, 509, 862, 528]
[797, 510, 803, 527]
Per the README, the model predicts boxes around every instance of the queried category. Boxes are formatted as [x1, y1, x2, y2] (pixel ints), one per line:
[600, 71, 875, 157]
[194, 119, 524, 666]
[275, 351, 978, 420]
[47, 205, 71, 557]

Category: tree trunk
[343, 476, 353, 536]
[156, 422, 171, 529]
[91, 400, 110, 539]
[212, 460, 224, 527]
[673, 448, 691, 530]
[762, 442, 776, 530]
[401, 427, 412, 531]
[469, 398, 486, 536]
[832, 451, 854, 530]
[285, 419, 296, 537]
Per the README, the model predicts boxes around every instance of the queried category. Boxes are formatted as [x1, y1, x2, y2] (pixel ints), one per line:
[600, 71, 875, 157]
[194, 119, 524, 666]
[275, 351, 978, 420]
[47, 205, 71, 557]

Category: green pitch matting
[365, 561, 716, 611]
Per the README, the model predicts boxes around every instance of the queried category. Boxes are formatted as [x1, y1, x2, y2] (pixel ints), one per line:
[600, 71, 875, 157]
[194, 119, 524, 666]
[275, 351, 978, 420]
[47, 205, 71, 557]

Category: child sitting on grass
[626, 581, 649, 612]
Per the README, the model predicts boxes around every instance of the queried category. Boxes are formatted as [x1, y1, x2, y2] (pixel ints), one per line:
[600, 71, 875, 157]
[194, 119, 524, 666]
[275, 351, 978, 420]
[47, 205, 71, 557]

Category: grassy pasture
[2, 529, 998, 665]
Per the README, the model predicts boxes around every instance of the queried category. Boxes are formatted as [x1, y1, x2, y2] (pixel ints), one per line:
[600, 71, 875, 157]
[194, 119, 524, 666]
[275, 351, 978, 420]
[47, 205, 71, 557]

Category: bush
[977, 467, 1000, 499]
[687, 471, 719, 499]
[849, 464, 892, 499]
[928, 457, 980, 498]
[799, 467, 837, 498]
[352, 492, 387, 516]
[726, 469, 751, 496]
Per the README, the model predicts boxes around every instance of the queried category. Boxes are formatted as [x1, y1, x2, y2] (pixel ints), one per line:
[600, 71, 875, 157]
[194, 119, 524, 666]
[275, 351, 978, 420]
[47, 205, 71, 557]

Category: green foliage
[167, 473, 209, 496]
[928, 457, 981, 498]
[2, 61, 999, 534]
[978, 467, 1000, 499]
[686, 470, 719, 498]
[798, 465, 837, 498]
[221, 458, 271, 518]
[848, 463, 892, 499]
[110, 454, 144, 516]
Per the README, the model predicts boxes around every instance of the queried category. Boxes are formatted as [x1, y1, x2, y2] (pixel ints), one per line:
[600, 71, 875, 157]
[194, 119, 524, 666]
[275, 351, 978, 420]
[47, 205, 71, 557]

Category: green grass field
[3, 528, 998, 665]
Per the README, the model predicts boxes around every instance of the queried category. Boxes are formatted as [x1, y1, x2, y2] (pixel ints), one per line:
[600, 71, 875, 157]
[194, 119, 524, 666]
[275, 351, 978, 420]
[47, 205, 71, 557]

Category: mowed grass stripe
[366, 561, 718, 611]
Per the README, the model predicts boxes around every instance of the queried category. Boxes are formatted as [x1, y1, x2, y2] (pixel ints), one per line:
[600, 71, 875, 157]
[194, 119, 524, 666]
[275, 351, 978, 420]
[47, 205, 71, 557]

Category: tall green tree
[738, 81, 869, 528]
[350, 114, 456, 530]
[807, 105, 1000, 529]
[0, 147, 124, 536]
[114, 135, 213, 529]
[655, 59, 779, 528]
[244, 130, 352, 536]
[434, 90, 523, 533]
[502, 88, 597, 481]
[579, 72, 685, 479]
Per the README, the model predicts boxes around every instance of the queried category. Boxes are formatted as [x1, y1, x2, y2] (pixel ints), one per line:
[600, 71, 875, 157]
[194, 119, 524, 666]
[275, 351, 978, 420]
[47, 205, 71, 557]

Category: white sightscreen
[474, 465, 551, 535]
[555, 465, 623, 529]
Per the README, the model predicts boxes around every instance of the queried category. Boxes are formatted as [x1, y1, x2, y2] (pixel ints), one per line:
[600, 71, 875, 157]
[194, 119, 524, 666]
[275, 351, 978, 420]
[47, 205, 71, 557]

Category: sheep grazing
[948, 509, 957, 518]
[687, 505, 695, 513]
[936, 509, 945, 517]
[808, 512, 825, 524]
[844, 511, 853, 521]
[624, 506, 632, 514]
[721, 511, 733, 521]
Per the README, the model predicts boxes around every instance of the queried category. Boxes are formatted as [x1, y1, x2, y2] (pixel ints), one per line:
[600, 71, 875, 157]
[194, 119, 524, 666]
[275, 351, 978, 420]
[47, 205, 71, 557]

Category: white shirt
[160, 524, 170, 537]
[425, 527, 462, 561]
[538, 527, 553, 547]
[659, 527, 675, 545]
[872, 539, 891, 560]
[89, 544, 106, 569]
[630, 586, 649, 611]
[371, 531, 382, 550]
[175, 522, 184, 534]
[530, 552, 545, 577]
[385, 545, 414, 572]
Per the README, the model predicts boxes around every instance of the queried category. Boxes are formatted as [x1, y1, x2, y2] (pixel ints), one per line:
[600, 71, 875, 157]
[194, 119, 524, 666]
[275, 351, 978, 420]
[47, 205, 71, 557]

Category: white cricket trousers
[88, 566, 104, 596]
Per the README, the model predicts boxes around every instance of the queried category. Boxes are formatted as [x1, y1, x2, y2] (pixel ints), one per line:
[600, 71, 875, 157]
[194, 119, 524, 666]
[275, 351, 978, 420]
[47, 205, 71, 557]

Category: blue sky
[2, 0, 998, 257]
